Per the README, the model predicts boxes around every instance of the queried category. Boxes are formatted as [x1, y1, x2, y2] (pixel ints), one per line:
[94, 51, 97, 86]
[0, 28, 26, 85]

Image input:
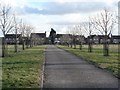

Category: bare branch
[93, 9, 115, 36]
[0, 4, 14, 36]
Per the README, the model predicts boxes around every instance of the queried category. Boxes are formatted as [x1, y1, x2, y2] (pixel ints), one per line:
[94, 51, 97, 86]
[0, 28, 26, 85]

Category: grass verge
[57, 45, 120, 78]
[2, 45, 47, 88]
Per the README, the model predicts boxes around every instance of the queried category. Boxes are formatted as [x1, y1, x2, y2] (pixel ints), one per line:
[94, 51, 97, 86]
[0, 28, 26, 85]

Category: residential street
[43, 45, 119, 89]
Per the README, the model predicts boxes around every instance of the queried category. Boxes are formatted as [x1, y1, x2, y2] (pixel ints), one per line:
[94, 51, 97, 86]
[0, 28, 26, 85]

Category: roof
[5, 34, 22, 38]
[88, 35, 110, 39]
[87, 35, 96, 39]
[56, 34, 72, 38]
[112, 35, 120, 39]
[31, 33, 46, 38]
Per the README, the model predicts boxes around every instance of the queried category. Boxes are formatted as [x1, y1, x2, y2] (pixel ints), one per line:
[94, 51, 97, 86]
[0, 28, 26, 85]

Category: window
[113, 39, 118, 43]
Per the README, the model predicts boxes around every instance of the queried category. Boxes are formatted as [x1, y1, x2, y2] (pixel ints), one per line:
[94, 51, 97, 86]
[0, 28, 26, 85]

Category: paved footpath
[43, 45, 119, 89]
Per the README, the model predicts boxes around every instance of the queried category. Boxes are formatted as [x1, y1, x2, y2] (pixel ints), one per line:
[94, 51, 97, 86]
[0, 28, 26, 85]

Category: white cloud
[0, 0, 17, 7]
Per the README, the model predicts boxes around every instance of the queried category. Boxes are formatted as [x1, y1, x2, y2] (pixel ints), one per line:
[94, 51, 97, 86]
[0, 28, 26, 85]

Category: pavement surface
[43, 45, 119, 89]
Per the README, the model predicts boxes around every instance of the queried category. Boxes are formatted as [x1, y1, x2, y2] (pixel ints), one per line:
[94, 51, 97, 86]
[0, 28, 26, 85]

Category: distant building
[76, 35, 86, 44]
[88, 35, 111, 44]
[5, 34, 22, 44]
[30, 32, 46, 45]
[55, 34, 86, 44]
[55, 34, 72, 44]
[45, 37, 50, 44]
[111, 35, 120, 44]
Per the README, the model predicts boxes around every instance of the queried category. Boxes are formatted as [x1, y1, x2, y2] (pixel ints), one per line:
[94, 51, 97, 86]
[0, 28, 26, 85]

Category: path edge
[40, 46, 47, 90]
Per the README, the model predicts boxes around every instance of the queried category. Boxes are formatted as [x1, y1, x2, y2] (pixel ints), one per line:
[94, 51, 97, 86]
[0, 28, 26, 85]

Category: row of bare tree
[0, 4, 34, 57]
[64, 9, 117, 56]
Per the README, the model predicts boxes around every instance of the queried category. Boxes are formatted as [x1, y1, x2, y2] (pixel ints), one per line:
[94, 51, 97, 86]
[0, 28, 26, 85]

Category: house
[45, 37, 50, 44]
[87, 35, 96, 44]
[30, 32, 46, 45]
[77, 35, 86, 44]
[55, 34, 86, 45]
[55, 34, 72, 44]
[88, 35, 111, 44]
[92, 35, 99, 44]
[111, 35, 120, 44]
[55, 34, 63, 43]
[91, 35, 105, 44]
[22, 37, 28, 45]
[5, 34, 22, 44]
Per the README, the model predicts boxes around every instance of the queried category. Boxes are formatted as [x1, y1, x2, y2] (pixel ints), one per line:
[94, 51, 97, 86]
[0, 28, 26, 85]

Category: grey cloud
[46, 21, 89, 26]
[24, 6, 41, 14]
[23, 2, 108, 15]
[47, 22, 81, 25]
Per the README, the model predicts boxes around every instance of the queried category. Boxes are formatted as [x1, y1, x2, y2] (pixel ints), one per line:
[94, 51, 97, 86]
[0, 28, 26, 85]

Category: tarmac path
[43, 45, 119, 89]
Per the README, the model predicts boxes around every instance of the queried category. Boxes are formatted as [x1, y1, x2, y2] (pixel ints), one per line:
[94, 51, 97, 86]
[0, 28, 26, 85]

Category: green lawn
[57, 44, 119, 78]
[2, 45, 47, 88]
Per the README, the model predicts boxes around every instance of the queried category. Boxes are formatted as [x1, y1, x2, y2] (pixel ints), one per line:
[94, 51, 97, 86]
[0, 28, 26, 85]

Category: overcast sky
[0, 0, 119, 37]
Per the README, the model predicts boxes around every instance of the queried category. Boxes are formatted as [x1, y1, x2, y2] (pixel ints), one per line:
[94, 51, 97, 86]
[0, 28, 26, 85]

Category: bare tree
[13, 14, 20, 52]
[74, 25, 84, 50]
[30, 33, 38, 46]
[60, 34, 71, 46]
[24, 24, 34, 48]
[31, 33, 44, 46]
[19, 21, 26, 50]
[18, 22, 33, 49]
[66, 26, 73, 48]
[93, 9, 115, 56]
[0, 5, 14, 57]
[70, 26, 79, 49]
[83, 17, 94, 52]
[72, 26, 77, 49]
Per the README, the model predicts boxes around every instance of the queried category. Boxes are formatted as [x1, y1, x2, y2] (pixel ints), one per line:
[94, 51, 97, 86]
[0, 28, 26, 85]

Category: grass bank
[2, 45, 47, 88]
[57, 44, 119, 78]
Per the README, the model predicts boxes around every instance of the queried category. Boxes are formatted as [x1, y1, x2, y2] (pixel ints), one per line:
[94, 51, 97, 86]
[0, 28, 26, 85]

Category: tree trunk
[26, 43, 28, 48]
[22, 40, 25, 50]
[0, 38, 2, 57]
[79, 42, 82, 50]
[14, 27, 18, 52]
[70, 43, 72, 48]
[88, 43, 92, 52]
[73, 41, 76, 49]
[14, 38, 17, 52]
[103, 35, 109, 56]
[74, 44, 76, 49]
[67, 42, 69, 47]
[30, 40, 32, 48]
[31, 40, 33, 47]
[103, 42, 109, 56]
[2, 38, 5, 57]
[73, 38, 76, 49]
[88, 38, 92, 52]
[26, 39, 29, 48]
[2, 37, 8, 57]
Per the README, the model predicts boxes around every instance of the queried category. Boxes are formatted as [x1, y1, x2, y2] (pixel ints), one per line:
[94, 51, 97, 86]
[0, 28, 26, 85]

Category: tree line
[62, 9, 117, 56]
